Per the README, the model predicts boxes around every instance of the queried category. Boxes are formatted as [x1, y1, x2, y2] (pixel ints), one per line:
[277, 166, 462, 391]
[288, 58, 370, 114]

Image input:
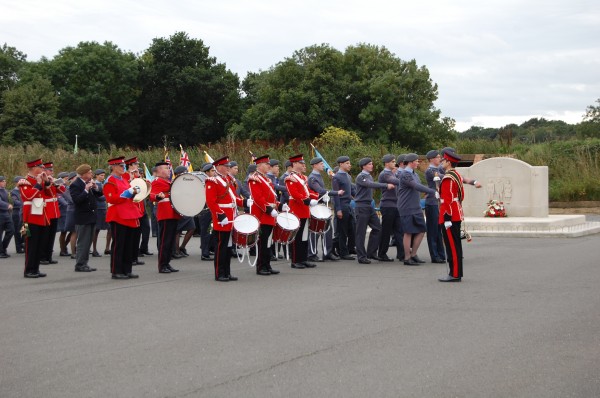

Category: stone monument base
[463, 215, 600, 238]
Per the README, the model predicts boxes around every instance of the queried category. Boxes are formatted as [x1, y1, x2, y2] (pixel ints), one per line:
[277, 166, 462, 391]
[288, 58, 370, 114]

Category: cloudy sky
[2, 0, 599, 131]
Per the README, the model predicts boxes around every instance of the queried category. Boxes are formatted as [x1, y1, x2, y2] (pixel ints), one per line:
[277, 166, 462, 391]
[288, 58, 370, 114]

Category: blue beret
[358, 157, 372, 167]
[426, 150, 439, 159]
[310, 157, 323, 165]
[382, 154, 395, 164]
[228, 161, 238, 167]
[269, 159, 280, 167]
[337, 156, 350, 164]
[201, 163, 213, 172]
[404, 153, 418, 162]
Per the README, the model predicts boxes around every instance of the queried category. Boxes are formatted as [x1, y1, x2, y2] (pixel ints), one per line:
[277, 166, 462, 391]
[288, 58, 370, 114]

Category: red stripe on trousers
[446, 227, 459, 277]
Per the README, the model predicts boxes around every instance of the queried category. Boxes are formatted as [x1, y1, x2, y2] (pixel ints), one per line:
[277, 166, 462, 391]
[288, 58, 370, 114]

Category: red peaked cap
[26, 159, 44, 168]
[443, 150, 462, 163]
[108, 156, 126, 165]
[289, 154, 305, 164]
[43, 162, 54, 169]
[254, 155, 270, 165]
[124, 156, 138, 165]
[212, 156, 230, 167]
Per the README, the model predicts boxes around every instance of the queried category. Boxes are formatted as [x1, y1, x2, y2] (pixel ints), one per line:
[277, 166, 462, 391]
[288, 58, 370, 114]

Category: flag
[164, 147, 173, 181]
[74, 135, 78, 154]
[143, 163, 155, 182]
[180, 145, 193, 172]
[310, 144, 334, 176]
[203, 150, 214, 164]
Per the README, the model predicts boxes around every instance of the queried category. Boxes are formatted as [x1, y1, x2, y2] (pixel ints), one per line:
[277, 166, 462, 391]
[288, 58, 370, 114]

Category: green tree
[42, 41, 140, 149]
[138, 32, 241, 146]
[0, 43, 28, 113]
[584, 98, 600, 123]
[0, 72, 64, 146]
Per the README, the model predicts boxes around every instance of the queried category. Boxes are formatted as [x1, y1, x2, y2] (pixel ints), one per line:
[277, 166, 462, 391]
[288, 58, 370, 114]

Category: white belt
[218, 203, 236, 208]
[44, 198, 57, 202]
[23, 201, 33, 205]
[439, 198, 459, 204]
[159, 198, 171, 203]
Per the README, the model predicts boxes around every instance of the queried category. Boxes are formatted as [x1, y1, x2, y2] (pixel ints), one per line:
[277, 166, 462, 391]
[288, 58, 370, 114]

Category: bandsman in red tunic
[125, 157, 147, 266]
[150, 162, 181, 274]
[103, 156, 143, 279]
[205, 156, 249, 282]
[438, 149, 466, 282]
[247, 155, 283, 276]
[40, 161, 65, 264]
[284, 154, 319, 269]
[19, 159, 50, 278]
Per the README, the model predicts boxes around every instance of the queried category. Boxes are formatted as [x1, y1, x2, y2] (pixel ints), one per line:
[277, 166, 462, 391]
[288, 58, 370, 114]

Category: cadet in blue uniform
[332, 156, 356, 260]
[424, 150, 447, 264]
[378, 154, 403, 262]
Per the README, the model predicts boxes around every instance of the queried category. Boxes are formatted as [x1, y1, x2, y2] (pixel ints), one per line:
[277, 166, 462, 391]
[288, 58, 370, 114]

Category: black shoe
[257, 269, 271, 276]
[349, 250, 357, 255]
[172, 252, 184, 259]
[133, 260, 145, 265]
[341, 255, 355, 260]
[37, 272, 47, 277]
[438, 275, 461, 282]
[379, 256, 394, 262]
[0, 253, 8, 258]
[75, 266, 93, 272]
[159, 267, 171, 274]
[404, 258, 420, 266]
[216, 276, 230, 282]
[167, 265, 179, 273]
[60, 251, 70, 256]
[270, 255, 278, 261]
[307, 255, 321, 262]
[367, 255, 379, 261]
[358, 258, 372, 264]
[179, 248, 188, 256]
[70, 255, 76, 259]
[141, 251, 154, 256]
[324, 254, 340, 261]
[291, 263, 306, 269]
[127, 273, 139, 279]
[269, 268, 280, 274]
[278, 254, 284, 259]
[228, 275, 238, 281]
[138, 253, 145, 257]
[24, 272, 39, 278]
[303, 262, 317, 268]
[17, 249, 25, 254]
[92, 251, 102, 257]
[432, 258, 446, 263]
[104, 249, 111, 255]
[411, 256, 426, 264]
[39, 260, 49, 264]
[112, 274, 129, 279]
[201, 255, 212, 261]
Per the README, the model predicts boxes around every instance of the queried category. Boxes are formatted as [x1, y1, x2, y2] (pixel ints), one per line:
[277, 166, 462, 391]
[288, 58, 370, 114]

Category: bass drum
[169, 173, 206, 217]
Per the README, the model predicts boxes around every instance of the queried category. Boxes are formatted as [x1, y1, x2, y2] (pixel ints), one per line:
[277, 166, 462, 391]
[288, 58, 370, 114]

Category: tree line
[0, 32, 455, 153]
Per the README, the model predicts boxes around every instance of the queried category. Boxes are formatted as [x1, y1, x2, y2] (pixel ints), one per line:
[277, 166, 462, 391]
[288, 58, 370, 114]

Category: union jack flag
[180, 145, 193, 172]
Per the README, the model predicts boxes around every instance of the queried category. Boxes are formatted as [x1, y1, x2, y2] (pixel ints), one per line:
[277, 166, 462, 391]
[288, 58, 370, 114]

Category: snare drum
[272, 212, 300, 244]
[170, 173, 206, 217]
[308, 204, 332, 234]
[232, 214, 260, 248]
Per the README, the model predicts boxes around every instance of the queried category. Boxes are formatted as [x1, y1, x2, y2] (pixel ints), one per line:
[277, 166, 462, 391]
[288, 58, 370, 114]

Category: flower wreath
[484, 199, 507, 217]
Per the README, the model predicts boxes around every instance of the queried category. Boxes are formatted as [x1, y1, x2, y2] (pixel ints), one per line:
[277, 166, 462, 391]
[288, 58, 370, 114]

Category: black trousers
[379, 207, 404, 259]
[257, 224, 273, 273]
[0, 215, 15, 254]
[139, 214, 150, 253]
[12, 211, 24, 252]
[337, 208, 354, 257]
[213, 230, 232, 279]
[41, 218, 58, 261]
[110, 222, 134, 276]
[158, 219, 178, 271]
[290, 218, 308, 264]
[355, 207, 381, 260]
[441, 221, 463, 278]
[198, 210, 213, 257]
[425, 204, 446, 261]
[131, 222, 142, 261]
[24, 223, 49, 275]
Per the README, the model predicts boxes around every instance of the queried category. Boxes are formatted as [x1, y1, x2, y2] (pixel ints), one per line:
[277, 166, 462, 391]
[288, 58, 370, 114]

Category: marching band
[5, 148, 479, 283]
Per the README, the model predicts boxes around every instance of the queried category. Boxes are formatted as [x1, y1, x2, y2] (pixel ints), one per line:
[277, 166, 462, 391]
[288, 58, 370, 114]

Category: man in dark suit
[70, 164, 103, 272]
[0, 176, 15, 258]
[10, 176, 25, 254]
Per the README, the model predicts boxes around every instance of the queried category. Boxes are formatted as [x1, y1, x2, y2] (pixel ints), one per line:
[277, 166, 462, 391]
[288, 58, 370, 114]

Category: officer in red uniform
[40, 161, 65, 264]
[19, 159, 50, 278]
[284, 154, 319, 269]
[125, 157, 146, 266]
[248, 155, 283, 276]
[438, 149, 465, 282]
[150, 162, 181, 274]
[103, 156, 143, 279]
[205, 156, 249, 282]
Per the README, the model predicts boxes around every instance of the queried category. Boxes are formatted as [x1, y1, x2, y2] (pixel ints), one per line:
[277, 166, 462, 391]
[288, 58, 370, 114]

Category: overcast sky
[2, 0, 599, 131]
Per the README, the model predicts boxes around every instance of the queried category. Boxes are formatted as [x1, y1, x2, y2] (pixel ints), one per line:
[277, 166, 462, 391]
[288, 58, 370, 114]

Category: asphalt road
[1, 226, 599, 398]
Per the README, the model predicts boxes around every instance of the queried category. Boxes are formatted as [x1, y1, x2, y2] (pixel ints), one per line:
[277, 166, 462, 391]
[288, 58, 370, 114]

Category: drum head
[170, 174, 206, 217]
[277, 212, 300, 230]
[233, 214, 260, 233]
[310, 204, 332, 219]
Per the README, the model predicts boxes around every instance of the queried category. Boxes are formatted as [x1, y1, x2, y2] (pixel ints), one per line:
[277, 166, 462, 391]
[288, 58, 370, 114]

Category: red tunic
[104, 174, 142, 228]
[43, 183, 64, 219]
[150, 177, 181, 221]
[284, 171, 318, 219]
[248, 172, 279, 226]
[438, 169, 465, 223]
[20, 175, 49, 226]
[205, 173, 244, 232]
